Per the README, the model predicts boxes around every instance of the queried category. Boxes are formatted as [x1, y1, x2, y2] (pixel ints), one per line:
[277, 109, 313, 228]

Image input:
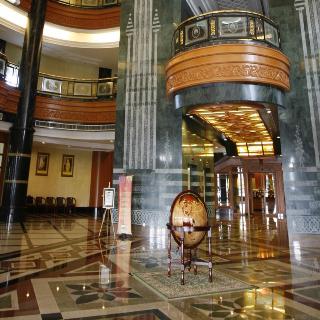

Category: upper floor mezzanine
[13, 0, 121, 29]
[0, 51, 117, 125]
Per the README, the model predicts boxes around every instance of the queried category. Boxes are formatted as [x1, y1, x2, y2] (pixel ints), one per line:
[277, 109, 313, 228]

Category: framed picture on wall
[42, 78, 62, 95]
[61, 155, 74, 177]
[97, 81, 113, 97]
[103, 0, 118, 5]
[74, 82, 92, 96]
[82, 0, 98, 6]
[36, 153, 49, 176]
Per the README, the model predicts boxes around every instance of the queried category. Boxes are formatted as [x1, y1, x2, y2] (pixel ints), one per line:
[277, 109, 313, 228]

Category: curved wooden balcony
[19, 0, 120, 29]
[0, 81, 116, 124]
[166, 11, 290, 96]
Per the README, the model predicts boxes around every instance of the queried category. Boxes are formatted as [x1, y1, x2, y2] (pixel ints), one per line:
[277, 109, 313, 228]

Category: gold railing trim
[176, 10, 277, 30]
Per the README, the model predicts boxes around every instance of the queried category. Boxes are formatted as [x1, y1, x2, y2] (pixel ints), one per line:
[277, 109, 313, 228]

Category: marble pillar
[270, 0, 320, 234]
[113, 0, 182, 226]
[1, 0, 48, 222]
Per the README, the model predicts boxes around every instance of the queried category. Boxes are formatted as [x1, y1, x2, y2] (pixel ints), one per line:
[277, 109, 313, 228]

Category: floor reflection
[0, 213, 319, 319]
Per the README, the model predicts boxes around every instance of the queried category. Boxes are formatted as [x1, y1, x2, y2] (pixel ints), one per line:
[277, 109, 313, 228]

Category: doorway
[249, 173, 276, 214]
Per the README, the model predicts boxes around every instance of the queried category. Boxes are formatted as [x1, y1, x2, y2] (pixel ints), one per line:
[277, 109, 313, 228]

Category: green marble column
[270, 0, 320, 234]
[113, 0, 182, 225]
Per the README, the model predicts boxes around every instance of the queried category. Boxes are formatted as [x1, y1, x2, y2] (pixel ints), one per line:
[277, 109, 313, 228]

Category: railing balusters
[172, 11, 281, 56]
[1, 60, 117, 100]
[50, 0, 120, 9]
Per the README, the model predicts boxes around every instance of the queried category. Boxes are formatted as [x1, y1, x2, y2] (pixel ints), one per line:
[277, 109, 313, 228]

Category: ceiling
[182, 120, 226, 158]
[0, 23, 119, 72]
[186, 0, 269, 16]
[190, 104, 274, 144]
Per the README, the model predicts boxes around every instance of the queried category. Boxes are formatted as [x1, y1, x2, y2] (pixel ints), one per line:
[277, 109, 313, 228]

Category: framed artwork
[103, 188, 115, 208]
[218, 16, 247, 37]
[42, 78, 62, 94]
[97, 81, 113, 96]
[185, 20, 208, 46]
[36, 153, 49, 176]
[74, 82, 92, 96]
[103, 0, 117, 5]
[82, 0, 98, 6]
[61, 155, 74, 177]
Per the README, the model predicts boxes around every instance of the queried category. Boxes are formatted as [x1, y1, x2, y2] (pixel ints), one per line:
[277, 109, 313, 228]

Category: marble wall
[270, 0, 320, 234]
[113, 0, 183, 225]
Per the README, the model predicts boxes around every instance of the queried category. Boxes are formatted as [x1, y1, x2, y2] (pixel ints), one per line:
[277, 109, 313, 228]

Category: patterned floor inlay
[0, 290, 19, 311]
[289, 285, 320, 305]
[65, 309, 171, 320]
[170, 289, 320, 320]
[215, 259, 320, 287]
[0, 238, 139, 285]
[1, 214, 320, 319]
[111, 250, 228, 274]
[32, 274, 162, 314]
[134, 268, 252, 299]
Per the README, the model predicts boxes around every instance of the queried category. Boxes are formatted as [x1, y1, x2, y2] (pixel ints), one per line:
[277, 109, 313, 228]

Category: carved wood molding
[166, 44, 290, 95]
[20, 0, 120, 30]
[0, 82, 116, 124]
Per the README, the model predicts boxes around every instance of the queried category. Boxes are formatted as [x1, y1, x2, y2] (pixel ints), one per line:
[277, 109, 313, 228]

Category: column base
[0, 206, 26, 223]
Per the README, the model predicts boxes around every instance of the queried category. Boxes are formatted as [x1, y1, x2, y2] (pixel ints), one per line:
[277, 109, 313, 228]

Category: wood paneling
[89, 151, 113, 207]
[166, 44, 290, 95]
[20, 0, 120, 30]
[0, 82, 116, 124]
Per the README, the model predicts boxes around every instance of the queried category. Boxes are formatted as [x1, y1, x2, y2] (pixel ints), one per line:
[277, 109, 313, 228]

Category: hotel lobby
[0, 0, 320, 319]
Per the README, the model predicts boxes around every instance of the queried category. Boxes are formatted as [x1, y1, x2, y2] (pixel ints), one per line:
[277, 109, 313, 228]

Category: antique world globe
[170, 190, 208, 248]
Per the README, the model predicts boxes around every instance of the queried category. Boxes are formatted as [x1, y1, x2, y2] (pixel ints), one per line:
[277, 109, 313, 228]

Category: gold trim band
[4, 180, 28, 184]
[7, 153, 31, 158]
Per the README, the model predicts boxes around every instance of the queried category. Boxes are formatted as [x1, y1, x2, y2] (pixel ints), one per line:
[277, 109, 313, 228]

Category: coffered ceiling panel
[190, 104, 272, 143]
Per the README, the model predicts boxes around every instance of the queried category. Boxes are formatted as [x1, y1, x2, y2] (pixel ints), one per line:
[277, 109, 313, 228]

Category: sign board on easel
[99, 184, 116, 239]
[103, 188, 115, 209]
[118, 175, 133, 235]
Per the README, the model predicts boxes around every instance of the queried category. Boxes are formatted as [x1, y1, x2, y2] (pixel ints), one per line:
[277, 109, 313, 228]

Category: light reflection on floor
[0, 212, 319, 319]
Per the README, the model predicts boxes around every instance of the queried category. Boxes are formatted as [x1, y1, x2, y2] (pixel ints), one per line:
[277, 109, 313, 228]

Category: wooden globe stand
[166, 224, 213, 285]
[167, 190, 213, 285]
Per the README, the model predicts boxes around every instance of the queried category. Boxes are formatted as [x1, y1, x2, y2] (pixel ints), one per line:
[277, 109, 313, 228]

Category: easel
[98, 207, 116, 240]
[98, 183, 116, 240]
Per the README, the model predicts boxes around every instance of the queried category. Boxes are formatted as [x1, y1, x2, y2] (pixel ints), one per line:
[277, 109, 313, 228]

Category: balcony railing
[0, 55, 117, 100]
[173, 10, 280, 55]
[51, 0, 121, 9]
[35, 120, 115, 132]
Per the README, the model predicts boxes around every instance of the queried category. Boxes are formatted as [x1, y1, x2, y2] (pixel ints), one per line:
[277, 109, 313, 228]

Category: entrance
[215, 157, 285, 215]
[249, 173, 276, 214]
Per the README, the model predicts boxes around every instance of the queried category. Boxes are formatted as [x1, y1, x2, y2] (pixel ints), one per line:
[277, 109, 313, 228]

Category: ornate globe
[170, 190, 208, 249]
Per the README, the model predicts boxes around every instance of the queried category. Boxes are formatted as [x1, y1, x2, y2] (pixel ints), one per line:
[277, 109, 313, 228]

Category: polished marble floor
[0, 213, 319, 319]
